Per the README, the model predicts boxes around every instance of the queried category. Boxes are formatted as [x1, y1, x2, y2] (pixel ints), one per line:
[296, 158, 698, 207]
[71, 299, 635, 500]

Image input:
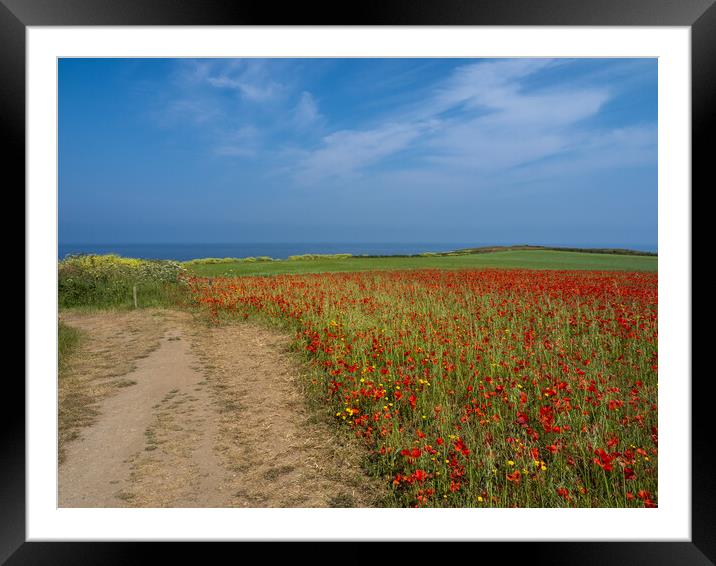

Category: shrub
[58, 254, 187, 308]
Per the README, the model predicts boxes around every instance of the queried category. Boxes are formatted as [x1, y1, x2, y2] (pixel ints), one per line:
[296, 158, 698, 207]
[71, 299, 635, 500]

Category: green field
[186, 250, 657, 277]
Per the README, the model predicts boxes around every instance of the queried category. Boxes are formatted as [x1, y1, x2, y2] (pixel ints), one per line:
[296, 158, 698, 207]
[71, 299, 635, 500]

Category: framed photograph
[10, 0, 706, 562]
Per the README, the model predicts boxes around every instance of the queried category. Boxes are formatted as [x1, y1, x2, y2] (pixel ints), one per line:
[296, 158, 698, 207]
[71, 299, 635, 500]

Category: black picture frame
[7, 0, 705, 563]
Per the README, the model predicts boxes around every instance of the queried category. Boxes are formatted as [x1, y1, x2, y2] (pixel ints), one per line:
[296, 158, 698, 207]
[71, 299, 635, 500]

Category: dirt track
[59, 309, 383, 508]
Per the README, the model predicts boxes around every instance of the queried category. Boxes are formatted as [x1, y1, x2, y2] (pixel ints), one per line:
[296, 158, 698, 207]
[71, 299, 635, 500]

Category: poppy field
[187, 268, 658, 508]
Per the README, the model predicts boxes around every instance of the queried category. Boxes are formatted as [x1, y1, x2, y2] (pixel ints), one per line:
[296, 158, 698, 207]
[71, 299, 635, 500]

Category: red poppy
[506, 470, 521, 484]
[453, 438, 470, 457]
[413, 469, 428, 483]
[515, 412, 529, 427]
[593, 448, 614, 472]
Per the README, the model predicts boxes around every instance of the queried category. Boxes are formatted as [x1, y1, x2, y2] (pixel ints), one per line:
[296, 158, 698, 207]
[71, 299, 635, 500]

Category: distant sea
[58, 242, 657, 261]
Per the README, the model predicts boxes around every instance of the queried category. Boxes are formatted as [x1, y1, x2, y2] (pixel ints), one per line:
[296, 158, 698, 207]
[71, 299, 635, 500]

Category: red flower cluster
[188, 268, 658, 508]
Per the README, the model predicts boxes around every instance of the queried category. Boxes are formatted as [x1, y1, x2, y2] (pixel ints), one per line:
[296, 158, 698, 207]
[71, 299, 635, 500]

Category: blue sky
[59, 58, 657, 248]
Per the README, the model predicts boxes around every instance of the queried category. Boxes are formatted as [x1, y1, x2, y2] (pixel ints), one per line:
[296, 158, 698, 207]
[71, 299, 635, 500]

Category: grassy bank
[58, 320, 82, 464]
[187, 249, 658, 277]
[59, 254, 189, 309]
[58, 321, 81, 371]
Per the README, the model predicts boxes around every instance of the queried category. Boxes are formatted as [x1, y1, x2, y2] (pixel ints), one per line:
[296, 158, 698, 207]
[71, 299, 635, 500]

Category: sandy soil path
[58, 309, 383, 508]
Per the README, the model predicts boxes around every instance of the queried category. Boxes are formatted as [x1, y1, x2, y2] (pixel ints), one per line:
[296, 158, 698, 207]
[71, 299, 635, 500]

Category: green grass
[186, 250, 657, 277]
[60, 280, 188, 310]
[58, 321, 81, 371]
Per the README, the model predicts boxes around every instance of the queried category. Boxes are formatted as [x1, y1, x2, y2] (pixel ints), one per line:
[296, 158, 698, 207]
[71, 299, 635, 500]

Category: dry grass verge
[189, 317, 388, 507]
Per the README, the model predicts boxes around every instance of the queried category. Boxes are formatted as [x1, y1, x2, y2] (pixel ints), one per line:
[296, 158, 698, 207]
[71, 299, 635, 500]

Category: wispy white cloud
[159, 58, 655, 188]
[213, 126, 260, 157]
[295, 122, 427, 184]
[504, 124, 657, 182]
[205, 60, 285, 102]
[161, 99, 220, 125]
[423, 89, 610, 172]
[289, 59, 648, 185]
[292, 91, 322, 130]
[159, 60, 301, 158]
[424, 59, 555, 116]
